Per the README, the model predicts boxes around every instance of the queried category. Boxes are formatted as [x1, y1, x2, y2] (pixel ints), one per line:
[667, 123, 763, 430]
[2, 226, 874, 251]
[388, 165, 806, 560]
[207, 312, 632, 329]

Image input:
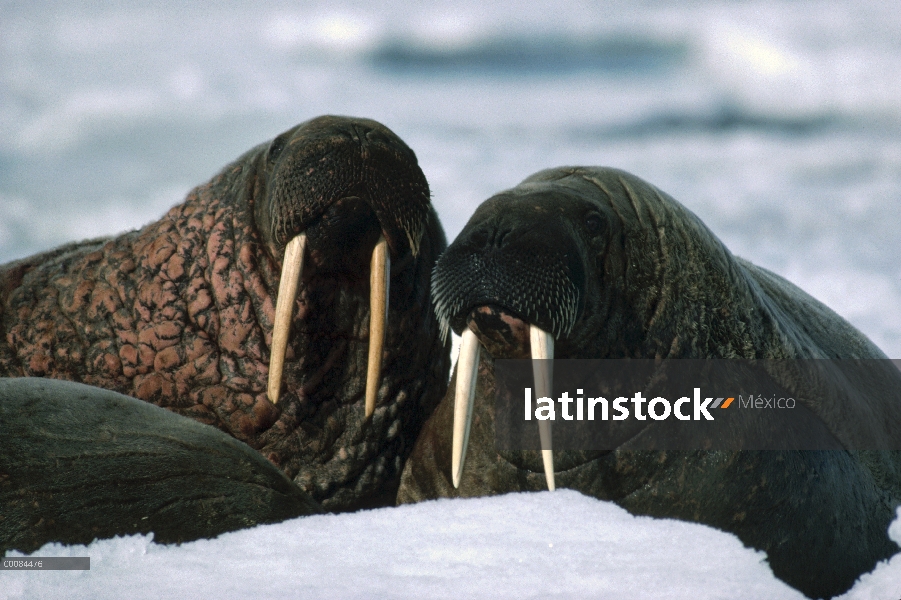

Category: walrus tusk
[451, 328, 480, 488]
[268, 233, 307, 404]
[530, 324, 555, 491]
[267, 233, 390, 410]
[451, 324, 555, 491]
[365, 235, 390, 418]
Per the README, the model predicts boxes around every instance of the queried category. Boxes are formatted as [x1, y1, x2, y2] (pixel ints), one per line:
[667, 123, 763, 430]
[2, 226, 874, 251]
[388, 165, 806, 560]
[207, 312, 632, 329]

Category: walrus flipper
[0, 378, 322, 554]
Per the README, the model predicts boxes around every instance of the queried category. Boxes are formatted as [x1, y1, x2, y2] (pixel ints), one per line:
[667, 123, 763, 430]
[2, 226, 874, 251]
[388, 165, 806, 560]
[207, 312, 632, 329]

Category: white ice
[3, 491, 900, 600]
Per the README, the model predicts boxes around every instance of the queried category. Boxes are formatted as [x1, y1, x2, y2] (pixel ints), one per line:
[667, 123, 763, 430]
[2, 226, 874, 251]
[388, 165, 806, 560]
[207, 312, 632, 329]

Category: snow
[3, 491, 900, 600]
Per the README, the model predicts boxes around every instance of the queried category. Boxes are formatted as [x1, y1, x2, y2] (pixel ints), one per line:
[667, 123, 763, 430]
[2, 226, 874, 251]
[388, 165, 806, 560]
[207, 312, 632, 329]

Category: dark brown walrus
[397, 166, 901, 599]
[0, 116, 450, 528]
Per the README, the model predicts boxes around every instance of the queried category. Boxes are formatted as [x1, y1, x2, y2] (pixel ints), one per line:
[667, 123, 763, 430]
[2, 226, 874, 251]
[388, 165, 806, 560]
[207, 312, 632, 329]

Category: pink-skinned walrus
[0, 116, 451, 527]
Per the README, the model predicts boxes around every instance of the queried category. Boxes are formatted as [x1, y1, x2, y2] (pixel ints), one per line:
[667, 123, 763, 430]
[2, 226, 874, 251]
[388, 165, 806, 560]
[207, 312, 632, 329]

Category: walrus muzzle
[432, 191, 591, 489]
[259, 117, 429, 417]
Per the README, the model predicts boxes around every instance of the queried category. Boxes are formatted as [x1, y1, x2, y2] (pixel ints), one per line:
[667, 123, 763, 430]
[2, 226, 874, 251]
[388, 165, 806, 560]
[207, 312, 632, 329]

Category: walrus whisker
[451, 328, 480, 488]
[529, 324, 555, 492]
[365, 234, 390, 418]
[268, 232, 307, 404]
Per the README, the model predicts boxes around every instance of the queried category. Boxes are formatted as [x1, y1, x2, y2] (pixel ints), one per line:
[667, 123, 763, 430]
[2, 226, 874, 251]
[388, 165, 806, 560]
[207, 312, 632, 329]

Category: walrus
[396, 166, 901, 599]
[0, 377, 323, 554]
[0, 115, 451, 518]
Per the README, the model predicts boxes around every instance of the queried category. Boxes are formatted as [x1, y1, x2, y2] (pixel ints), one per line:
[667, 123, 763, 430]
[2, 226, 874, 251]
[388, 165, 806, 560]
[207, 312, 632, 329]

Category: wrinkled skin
[398, 166, 901, 599]
[0, 115, 450, 512]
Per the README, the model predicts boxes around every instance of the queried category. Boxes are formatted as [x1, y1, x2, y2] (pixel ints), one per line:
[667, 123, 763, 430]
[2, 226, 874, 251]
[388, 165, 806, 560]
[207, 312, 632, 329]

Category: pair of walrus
[2, 115, 899, 599]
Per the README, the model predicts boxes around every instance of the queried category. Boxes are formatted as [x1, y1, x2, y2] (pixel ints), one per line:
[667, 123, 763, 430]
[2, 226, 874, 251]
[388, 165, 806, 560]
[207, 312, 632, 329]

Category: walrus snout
[432, 194, 586, 342]
[435, 192, 598, 491]
[301, 196, 383, 277]
[257, 116, 435, 414]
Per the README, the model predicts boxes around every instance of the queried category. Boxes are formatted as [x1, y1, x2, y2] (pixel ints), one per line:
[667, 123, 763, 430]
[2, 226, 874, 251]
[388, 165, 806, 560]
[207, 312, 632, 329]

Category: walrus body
[397, 166, 901, 598]
[0, 377, 322, 553]
[0, 116, 451, 519]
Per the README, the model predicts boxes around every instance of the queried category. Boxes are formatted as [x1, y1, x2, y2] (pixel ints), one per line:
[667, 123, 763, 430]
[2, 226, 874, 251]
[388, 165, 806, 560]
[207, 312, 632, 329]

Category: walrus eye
[585, 213, 604, 236]
[267, 132, 290, 164]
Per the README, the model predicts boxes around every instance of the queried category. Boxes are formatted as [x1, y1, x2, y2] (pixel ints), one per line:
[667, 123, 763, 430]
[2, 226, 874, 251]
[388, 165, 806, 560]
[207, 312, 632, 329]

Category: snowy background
[2, 0, 901, 597]
[2, 0, 900, 357]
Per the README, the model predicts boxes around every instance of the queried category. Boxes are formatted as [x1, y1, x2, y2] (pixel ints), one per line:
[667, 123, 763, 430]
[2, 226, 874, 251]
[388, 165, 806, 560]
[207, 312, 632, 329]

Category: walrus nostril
[348, 123, 371, 148]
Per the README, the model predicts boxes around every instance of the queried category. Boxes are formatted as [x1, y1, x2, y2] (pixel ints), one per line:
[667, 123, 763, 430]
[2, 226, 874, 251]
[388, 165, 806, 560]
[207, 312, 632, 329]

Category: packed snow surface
[3, 491, 901, 600]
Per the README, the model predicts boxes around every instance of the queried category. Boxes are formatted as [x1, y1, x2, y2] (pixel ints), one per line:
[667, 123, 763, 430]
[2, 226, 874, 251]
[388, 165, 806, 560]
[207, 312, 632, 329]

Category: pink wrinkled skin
[2, 166, 281, 436]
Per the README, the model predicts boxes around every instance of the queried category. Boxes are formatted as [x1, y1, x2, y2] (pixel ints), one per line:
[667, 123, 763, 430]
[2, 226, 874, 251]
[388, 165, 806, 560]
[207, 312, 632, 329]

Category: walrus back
[0, 377, 322, 553]
[0, 238, 112, 376]
[737, 257, 888, 360]
[0, 165, 274, 436]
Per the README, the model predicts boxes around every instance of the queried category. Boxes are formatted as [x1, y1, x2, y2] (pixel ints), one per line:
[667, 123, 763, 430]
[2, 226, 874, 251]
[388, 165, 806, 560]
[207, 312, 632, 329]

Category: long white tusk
[268, 233, 307, 404]
[365, 235, 390, 418]
[530, 324, 555, 491]
[451, 328, 480, 488]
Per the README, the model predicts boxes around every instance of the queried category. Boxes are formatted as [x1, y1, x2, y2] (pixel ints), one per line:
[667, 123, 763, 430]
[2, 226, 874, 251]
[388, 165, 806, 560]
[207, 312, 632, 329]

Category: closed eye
[585, 213, 603, 235]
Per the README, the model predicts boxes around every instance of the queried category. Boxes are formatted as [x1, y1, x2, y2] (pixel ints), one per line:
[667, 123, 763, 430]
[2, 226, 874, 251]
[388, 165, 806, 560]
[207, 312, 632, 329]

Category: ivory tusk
[451, 328, 480, 488]
[365, 235, 390, 418]
[268, 233, 307, 404]
[530, 324, 556, 491]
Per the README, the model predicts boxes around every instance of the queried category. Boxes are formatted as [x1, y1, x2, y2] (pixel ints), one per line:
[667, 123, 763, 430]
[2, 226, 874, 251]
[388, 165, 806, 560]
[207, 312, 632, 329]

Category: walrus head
[247, 116, 431, 413]
[426, 165, 831, 489]
[431, 172, 613, 487]
[254, 115, 429, 259]
[432, 189, 587, 348]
